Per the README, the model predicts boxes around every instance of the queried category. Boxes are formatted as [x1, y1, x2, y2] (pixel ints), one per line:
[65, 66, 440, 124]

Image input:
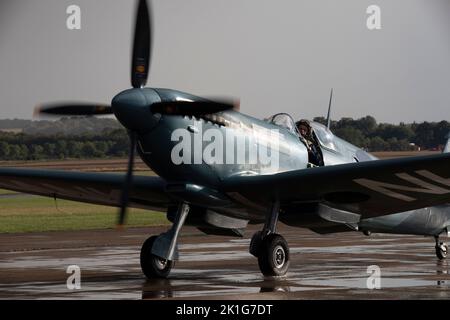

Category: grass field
[372, 151, 439, 159]
[0, 189, 17, 195]
[0, 163, 167, 233]
[0, 195, 169, 233]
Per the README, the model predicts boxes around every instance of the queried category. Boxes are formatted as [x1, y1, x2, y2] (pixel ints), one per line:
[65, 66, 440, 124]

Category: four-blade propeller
[116, 0, 152, 227]
[34, 0, 153, 228]
[33, 0, 238, 228]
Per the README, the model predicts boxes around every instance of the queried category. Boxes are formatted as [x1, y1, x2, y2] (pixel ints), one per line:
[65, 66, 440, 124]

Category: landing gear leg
[435, 235, 448, 260]
[140, 203, 189, 279]
[249, 201, 290, 277]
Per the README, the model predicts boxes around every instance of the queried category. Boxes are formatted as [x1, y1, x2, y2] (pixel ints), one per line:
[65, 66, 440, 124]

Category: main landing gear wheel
[140, 236, 174, 279]
[436, 242, 448, 260]
[257, 234, 290, 277]
[250, 231, 263, 257]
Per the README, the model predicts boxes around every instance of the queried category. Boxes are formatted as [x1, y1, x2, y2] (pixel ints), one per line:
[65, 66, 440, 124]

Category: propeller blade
[151, 99, 239, 116]
[35, 104, 112, 116]
[131, 0, 152, 89]
[117, 131, 137, 227]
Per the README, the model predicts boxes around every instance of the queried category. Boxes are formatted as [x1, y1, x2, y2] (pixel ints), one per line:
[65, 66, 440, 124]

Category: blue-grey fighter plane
[0, 0, 449, 278]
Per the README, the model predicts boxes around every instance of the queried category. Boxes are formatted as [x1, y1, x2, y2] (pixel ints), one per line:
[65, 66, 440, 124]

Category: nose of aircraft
[112, 88, 161, 132]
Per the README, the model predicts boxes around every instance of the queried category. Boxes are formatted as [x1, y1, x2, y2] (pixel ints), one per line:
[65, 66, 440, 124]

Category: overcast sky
[0, 0, 449, 123]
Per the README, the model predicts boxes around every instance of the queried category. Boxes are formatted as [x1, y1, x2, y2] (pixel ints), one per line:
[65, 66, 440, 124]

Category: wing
[222, 153, 450, 218]
[0, 168, 171, 211]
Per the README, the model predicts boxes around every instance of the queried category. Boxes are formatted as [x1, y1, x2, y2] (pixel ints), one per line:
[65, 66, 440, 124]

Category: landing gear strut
[250, 201, 290, 277]
[140, 203, 189, 279]
[435, 235, 448, 260]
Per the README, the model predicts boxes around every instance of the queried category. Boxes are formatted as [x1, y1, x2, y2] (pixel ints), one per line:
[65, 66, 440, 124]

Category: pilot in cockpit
[296, 119, 324, 167]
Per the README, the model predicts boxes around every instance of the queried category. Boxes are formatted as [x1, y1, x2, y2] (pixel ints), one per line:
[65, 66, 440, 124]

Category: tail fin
[444, 132, 450, 153]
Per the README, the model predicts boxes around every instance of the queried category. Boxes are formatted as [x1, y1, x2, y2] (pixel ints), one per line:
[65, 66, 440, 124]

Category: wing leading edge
[222, 153, 450, 218]
[0, 168, 171, 212]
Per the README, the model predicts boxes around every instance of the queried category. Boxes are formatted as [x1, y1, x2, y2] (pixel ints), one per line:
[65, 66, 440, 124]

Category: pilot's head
[296, 119, 311, 138]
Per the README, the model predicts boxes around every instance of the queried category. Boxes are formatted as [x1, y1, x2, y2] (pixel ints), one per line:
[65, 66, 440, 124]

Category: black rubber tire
[140, 235, 174, 279]
[363, 230, 371, 236]
[436, 242, 448, 260]
[249, 231, 263, 257]
[257, 234, 290, 277]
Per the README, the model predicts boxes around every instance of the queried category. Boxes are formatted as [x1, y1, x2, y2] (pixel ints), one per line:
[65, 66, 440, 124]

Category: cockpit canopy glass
[310, 122, 339, 152]
[266, 113, 298, 134]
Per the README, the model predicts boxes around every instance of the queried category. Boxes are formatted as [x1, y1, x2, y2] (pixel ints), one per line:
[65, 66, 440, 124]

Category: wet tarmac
[1, 225, 450, 299]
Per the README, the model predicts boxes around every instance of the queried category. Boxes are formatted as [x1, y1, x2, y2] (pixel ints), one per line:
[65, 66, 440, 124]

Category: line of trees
[313, 116, 450, 152]
[0, 116, 448, 161]
[0, 129, 129, 161]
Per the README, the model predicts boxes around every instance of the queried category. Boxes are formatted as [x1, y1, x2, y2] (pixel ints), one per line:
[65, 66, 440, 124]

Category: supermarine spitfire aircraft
[1, 0, 449, 278]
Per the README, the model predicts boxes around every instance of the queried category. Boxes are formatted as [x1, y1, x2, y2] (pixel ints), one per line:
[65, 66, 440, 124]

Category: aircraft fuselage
[112, 87, 449, 237]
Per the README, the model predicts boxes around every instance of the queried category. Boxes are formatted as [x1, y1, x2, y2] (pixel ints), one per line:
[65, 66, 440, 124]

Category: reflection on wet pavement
[1, 225, 450, 299]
